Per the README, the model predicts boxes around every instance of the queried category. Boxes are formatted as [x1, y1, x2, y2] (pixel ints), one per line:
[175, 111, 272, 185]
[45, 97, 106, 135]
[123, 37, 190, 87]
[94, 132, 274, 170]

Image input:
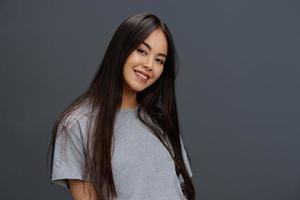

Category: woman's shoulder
[59, 99, 96, 132]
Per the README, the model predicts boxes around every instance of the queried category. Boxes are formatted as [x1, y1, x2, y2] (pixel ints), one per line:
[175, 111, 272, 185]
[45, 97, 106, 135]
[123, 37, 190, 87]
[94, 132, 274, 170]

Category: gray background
[1, 0, 299, 199]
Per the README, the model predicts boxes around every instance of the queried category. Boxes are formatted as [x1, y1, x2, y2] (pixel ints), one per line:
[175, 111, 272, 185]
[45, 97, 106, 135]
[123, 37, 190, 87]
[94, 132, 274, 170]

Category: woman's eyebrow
[141, 41, 167, 58]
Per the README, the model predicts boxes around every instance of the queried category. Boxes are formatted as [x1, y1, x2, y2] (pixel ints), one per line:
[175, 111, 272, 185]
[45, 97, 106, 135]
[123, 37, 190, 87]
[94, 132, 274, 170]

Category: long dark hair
[47, 12, 195, 200]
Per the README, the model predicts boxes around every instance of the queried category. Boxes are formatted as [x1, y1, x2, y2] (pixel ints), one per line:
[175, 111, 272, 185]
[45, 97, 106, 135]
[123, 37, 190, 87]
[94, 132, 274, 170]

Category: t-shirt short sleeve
[51, 117, 87, 191]
[178, 135, 193, 183]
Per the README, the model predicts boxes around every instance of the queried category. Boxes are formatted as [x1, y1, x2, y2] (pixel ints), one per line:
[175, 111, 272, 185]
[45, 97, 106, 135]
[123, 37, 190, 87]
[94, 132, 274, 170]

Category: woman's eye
[156, 58, 165, 65]
[137, 49, 147, 55]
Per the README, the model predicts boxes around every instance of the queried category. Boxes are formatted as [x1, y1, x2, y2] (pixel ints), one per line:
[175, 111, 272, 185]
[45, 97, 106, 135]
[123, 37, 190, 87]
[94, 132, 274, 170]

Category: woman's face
[123, 28, 168, 93]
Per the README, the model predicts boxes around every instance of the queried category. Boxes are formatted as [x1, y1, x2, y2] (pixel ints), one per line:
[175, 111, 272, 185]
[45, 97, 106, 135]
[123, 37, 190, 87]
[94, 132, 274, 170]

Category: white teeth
[135, 71, 148, 80]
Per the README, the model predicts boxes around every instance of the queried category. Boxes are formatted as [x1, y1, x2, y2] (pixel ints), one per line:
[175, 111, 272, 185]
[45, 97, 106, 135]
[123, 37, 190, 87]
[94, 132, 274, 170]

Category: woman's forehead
[142, 28, 168, 55]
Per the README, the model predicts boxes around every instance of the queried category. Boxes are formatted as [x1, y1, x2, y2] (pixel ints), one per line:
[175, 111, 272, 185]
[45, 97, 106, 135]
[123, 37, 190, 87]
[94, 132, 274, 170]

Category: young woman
[48, 13, 195, 200]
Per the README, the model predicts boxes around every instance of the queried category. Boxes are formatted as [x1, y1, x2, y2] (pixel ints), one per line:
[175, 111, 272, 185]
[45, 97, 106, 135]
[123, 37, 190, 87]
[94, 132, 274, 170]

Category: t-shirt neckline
[119, 104, 139, 113]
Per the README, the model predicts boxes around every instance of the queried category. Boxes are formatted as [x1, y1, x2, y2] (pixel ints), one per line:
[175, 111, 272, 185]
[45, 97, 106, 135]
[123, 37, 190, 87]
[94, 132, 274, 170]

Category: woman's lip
[134, 70, 148, 83]
[134, 69, 150, 79]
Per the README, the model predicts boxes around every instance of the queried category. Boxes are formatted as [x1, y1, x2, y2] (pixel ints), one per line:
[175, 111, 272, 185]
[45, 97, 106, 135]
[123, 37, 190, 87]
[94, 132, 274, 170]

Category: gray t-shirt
[51, 102, 193, 200]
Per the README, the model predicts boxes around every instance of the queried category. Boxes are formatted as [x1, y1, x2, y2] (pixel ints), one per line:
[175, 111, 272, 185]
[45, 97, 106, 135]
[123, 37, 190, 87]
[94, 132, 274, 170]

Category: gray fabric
[51, 103, 193, 200]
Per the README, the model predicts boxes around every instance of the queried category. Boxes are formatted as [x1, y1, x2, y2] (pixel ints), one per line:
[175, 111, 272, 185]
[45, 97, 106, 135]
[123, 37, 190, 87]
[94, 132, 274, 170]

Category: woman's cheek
[131, 53, 141, 64]
[156, 68, 164, 79]
[152, 72, 161, 83]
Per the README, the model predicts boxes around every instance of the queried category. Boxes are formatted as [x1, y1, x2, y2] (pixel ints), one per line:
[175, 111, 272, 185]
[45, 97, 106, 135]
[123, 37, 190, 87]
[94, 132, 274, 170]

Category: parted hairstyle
[47, 12, 195, 200]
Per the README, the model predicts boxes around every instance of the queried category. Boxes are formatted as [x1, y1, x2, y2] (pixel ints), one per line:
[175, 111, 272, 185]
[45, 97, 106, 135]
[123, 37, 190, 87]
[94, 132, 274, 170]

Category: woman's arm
[68, 179, 97, 200]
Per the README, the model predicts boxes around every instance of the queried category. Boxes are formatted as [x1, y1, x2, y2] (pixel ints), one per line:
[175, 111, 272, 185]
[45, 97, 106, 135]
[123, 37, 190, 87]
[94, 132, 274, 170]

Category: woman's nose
[143, 57, 153, 71]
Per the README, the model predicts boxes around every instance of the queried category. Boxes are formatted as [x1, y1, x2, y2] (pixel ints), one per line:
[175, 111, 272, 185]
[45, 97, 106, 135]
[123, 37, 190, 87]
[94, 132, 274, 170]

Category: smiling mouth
[134, 70, 149, 83]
